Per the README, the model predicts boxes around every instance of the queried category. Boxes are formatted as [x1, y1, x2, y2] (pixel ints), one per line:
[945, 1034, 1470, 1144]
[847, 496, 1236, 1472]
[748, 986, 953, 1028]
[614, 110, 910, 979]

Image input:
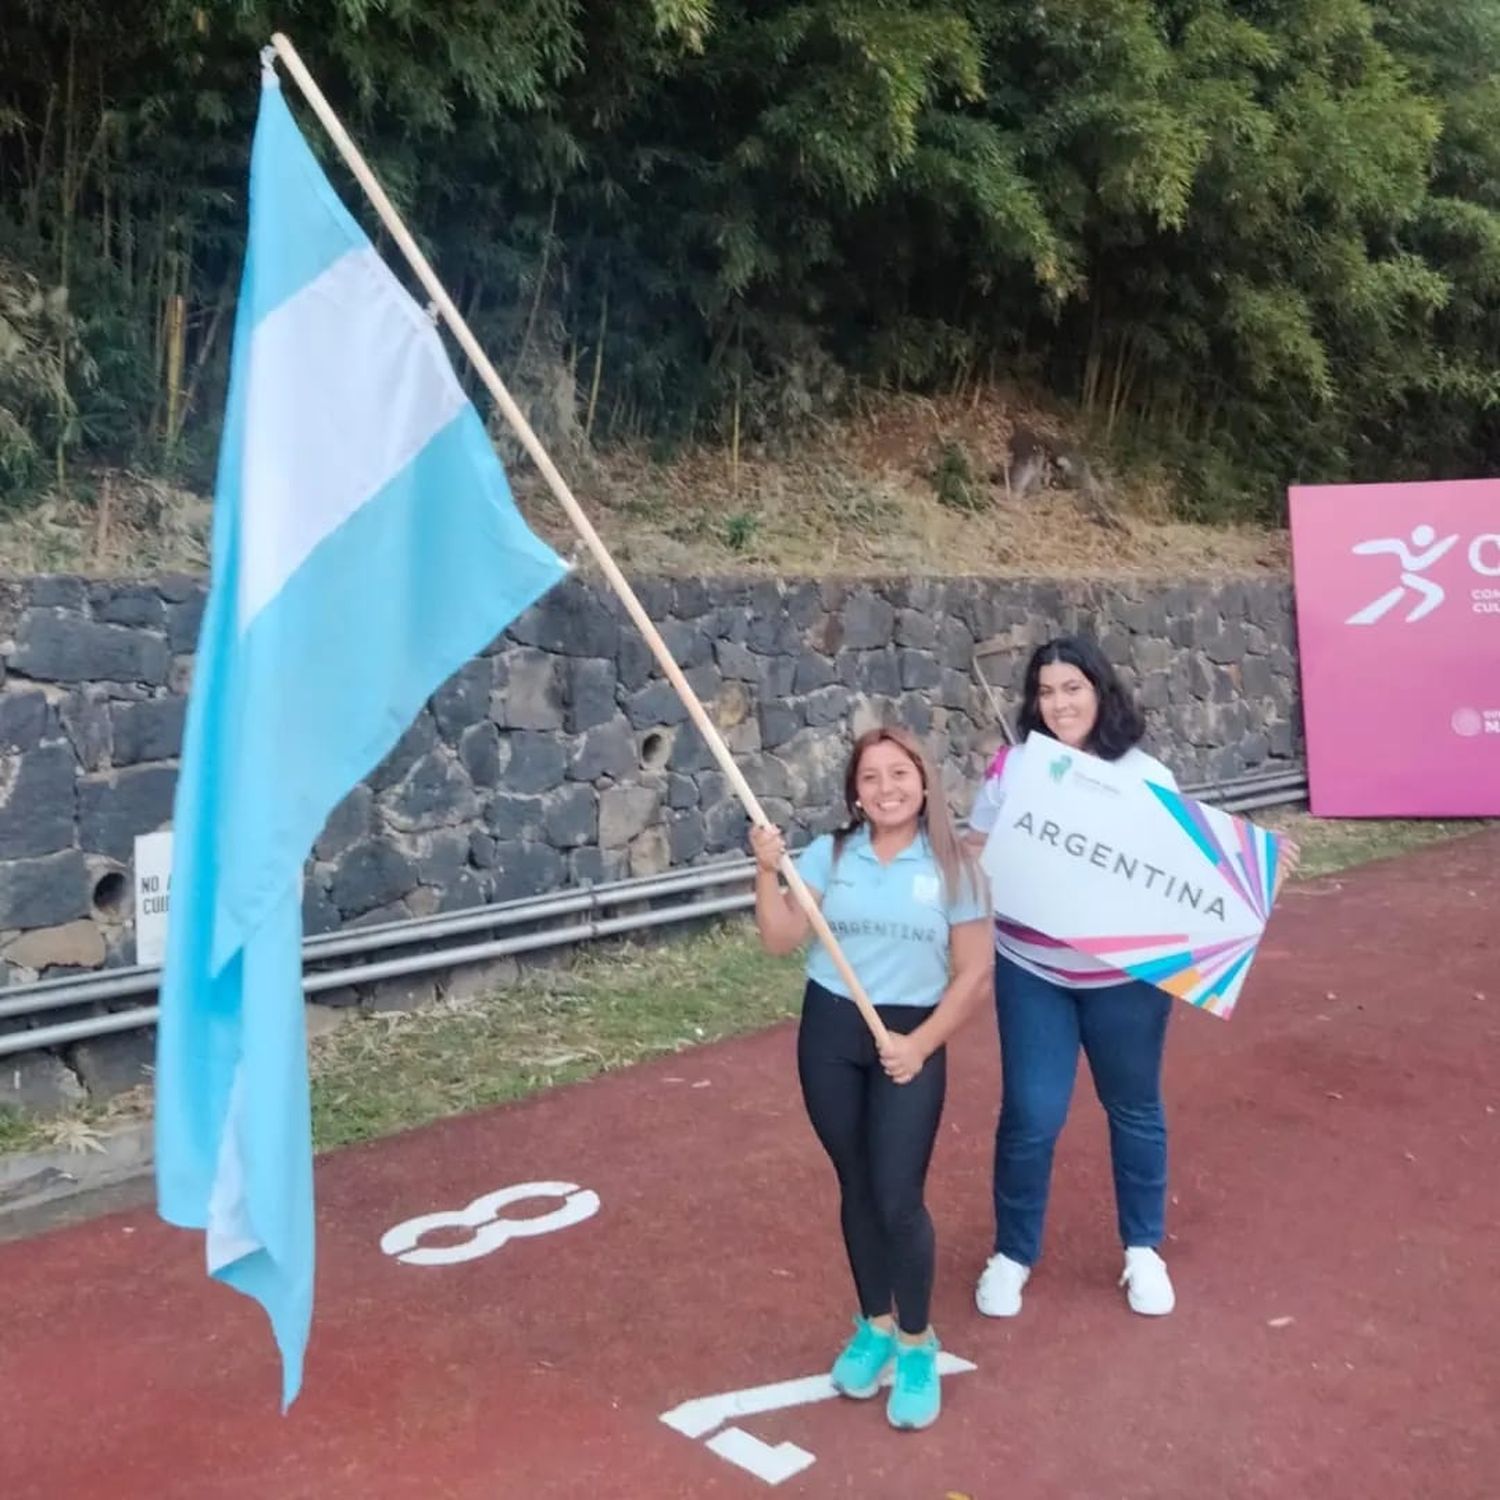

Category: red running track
[3, 831, 1497, 1499]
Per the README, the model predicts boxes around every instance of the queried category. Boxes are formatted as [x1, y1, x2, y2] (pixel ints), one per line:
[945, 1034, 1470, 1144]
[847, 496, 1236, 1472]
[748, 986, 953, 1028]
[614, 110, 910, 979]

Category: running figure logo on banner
[1345, 525, 1460, 625]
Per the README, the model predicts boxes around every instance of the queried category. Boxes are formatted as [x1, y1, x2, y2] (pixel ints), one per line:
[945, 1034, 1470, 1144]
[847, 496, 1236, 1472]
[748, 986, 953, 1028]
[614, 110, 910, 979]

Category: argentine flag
[155, 70, 567, 1407]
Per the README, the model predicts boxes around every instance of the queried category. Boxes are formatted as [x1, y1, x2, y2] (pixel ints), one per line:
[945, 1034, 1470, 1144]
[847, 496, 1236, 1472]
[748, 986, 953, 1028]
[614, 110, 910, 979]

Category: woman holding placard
[751, 726, 990, 1431]
[967, 635, 1294, 1320]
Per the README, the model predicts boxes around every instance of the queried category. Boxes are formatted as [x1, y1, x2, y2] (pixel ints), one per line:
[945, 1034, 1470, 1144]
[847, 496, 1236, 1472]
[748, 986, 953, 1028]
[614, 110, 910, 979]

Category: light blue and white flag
[155, 68, 568, 1408]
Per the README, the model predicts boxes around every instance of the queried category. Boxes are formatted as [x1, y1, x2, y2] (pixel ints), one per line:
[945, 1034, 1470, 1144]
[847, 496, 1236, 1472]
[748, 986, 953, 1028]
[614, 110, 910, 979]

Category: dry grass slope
[0, 390, 1286, 581]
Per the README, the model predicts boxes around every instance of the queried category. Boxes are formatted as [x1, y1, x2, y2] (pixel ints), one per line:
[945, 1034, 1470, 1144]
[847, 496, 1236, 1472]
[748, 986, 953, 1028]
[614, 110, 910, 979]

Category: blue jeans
[992, 955, 1172, 1266]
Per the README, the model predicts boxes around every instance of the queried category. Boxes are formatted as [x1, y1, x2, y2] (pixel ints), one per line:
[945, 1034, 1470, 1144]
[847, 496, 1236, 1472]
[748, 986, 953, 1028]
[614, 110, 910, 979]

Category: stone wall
[0, 568, 1300, 1002]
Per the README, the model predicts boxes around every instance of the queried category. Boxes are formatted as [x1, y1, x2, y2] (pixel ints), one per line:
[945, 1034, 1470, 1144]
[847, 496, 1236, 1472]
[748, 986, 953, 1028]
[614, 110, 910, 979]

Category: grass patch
[309, 925, 801, 1150]
[0, 1085, 151, 1161]
[0, 812, 1489, 1161]
[1258, 810, 1491, 881]
[0, 1106, 37, 1154]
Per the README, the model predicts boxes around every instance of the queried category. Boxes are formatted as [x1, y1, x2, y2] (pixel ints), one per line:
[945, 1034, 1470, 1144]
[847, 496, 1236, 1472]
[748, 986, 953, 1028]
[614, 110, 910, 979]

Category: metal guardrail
[0, 859, 761, 1022]
[0, 761, 1308, 1058]
[1182, 766, 1309, 815]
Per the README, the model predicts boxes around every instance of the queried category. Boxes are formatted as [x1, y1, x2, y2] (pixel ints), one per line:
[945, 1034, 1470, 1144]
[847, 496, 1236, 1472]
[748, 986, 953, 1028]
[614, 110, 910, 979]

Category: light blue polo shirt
[797, 825, 987, 1009]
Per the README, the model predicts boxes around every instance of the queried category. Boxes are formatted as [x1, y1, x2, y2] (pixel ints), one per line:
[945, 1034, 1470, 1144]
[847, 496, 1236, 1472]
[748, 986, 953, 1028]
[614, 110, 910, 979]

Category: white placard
[980, 735, 1282, 1017]
[133, 830, 174, 966]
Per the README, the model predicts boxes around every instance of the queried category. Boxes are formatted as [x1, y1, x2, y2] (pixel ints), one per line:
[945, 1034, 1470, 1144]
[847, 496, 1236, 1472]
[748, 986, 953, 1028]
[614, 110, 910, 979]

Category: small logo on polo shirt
[911, 873, 942, 906]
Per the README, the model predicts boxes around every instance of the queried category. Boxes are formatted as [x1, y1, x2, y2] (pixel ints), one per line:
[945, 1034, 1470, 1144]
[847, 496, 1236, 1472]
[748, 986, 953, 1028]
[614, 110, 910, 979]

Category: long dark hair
[832, 726, 980, 904]
[1017, 635, 1144, 762]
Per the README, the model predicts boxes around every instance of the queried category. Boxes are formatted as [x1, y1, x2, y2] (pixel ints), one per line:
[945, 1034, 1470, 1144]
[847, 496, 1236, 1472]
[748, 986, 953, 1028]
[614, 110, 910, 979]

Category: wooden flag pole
[267, 33, 891, 1049]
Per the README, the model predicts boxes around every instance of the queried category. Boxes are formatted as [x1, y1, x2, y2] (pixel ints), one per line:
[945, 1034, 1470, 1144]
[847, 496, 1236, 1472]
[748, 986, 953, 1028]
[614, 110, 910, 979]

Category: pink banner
[1289, 480, 1500, 817]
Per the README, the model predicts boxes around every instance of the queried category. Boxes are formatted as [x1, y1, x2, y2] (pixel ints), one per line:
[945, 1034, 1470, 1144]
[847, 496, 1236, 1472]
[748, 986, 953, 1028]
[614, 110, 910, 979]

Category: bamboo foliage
[0, 0, 1497, 515]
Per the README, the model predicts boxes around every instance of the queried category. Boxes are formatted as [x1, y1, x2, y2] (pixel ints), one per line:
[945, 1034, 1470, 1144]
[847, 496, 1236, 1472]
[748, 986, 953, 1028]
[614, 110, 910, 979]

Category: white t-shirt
[968, 739, 1179, 989]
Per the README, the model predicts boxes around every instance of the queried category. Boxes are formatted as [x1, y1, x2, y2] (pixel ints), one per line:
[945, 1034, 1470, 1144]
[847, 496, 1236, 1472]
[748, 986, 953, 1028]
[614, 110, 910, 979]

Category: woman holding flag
[967, 635, 1298, 1322]
[750, 726, 990, 1432]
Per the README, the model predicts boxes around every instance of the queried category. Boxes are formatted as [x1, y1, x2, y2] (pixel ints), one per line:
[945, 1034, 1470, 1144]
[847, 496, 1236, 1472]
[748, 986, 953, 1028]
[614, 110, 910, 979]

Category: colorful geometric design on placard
[1043, 784, 1283, 1018]
[1061, 927, 1261, 1017]
[1147, 781, 1282, 921]
[1068, 932, 1193, 957]
[1235, 815, 1279, 913]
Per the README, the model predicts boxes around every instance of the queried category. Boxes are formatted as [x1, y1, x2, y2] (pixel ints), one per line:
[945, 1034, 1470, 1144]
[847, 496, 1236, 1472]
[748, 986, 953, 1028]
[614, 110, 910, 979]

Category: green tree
[1, 0, 1498, 517]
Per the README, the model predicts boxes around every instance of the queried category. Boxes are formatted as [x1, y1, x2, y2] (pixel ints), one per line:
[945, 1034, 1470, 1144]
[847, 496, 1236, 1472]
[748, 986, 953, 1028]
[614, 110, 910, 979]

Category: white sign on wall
[133, 830, 174, 966]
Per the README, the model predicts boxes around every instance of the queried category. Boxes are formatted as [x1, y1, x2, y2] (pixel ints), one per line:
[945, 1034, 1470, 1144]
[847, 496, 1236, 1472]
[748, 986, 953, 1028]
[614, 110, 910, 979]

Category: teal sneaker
[830, 1316, 897, 1399]
[886, 1333, 941, 1430]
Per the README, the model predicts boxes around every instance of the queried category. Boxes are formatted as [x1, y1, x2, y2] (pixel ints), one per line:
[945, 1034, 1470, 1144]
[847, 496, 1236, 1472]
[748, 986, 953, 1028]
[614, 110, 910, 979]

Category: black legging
[797, 979, 948, 1335]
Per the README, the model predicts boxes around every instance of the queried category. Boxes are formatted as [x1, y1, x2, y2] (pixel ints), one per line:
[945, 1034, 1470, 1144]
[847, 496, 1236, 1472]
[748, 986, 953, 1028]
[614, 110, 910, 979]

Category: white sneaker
[975, 1253, 1030, 1317]
[1120, 1247, 1175, 1316]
